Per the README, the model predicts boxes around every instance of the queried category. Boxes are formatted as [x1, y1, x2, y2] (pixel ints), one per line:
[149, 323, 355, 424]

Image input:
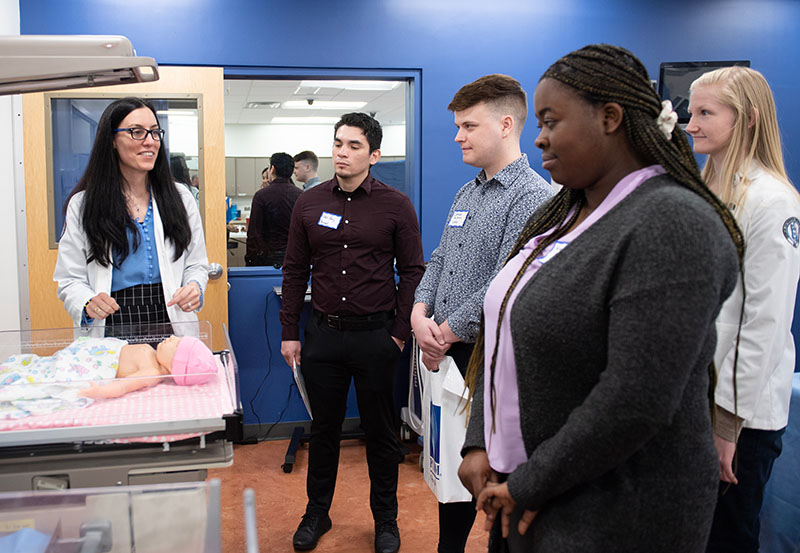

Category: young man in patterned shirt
[411, 74, 553, 553]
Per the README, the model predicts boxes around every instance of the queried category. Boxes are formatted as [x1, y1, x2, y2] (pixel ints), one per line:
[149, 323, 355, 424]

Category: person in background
[687, 66, 800, 553]
[261, 167, 269, 189]
[280, 113, 424, 553]
[54, 97, 209, 335]
[170, 153, 199, 205]
[245, 152, 302, 267]
[459, 44, 743, 552]
[411, 73, 552, 553]
[294, 150, 321, 191]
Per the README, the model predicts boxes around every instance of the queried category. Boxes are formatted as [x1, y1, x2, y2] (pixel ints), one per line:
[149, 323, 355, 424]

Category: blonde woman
[688, 67, 800, 553]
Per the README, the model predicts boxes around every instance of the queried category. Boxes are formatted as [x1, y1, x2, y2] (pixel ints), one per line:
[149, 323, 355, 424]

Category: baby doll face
[156, 335, 181, 368]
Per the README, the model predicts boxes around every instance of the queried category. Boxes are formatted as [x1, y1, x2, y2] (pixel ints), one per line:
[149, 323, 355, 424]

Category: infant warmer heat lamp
[0, 35, 159, 95]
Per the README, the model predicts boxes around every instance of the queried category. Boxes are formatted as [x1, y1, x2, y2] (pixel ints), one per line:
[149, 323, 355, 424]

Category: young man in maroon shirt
[280, 113, 424, 553]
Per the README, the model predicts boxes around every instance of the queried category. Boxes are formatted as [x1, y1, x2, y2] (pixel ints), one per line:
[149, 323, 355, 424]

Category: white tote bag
[421, 353, 474, 503]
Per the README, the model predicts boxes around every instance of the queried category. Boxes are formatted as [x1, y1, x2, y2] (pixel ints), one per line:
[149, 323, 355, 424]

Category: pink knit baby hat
[171, 336, 217, 386]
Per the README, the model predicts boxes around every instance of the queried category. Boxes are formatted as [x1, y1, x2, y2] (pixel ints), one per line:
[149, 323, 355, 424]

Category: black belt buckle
[326, 314, 342, 330]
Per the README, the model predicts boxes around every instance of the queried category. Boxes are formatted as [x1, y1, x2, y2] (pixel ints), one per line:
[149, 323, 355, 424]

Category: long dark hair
[465, 44, 745, 421]
[67, 97, 192, 267]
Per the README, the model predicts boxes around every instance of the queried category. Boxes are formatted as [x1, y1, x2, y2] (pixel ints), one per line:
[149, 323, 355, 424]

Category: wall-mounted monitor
[658, 60, 750, 124]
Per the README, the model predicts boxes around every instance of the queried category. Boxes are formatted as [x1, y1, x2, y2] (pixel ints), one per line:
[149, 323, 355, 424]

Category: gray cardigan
[464, 175, 739, 552]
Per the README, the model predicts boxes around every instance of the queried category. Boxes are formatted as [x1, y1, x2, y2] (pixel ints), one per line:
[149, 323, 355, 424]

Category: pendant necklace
[126, 193, 145, 221]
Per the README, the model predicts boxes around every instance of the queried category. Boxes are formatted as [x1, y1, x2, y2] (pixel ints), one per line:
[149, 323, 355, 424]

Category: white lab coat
[714, 163, 800, 430]
[53, 184, 209, 330]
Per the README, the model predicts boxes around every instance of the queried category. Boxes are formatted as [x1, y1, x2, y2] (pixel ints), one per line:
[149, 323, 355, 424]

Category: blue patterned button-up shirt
[414, 154, 553, 342]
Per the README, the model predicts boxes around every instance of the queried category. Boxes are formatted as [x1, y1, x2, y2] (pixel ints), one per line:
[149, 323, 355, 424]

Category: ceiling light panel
[272, 116, 341, 124]
[245, 101, 281, 109]
[298, 80, 401, 91]
[282, 100, 366, 110]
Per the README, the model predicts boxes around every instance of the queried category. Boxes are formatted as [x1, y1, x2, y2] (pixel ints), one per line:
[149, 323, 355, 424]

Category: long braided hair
[464, 44, 744, 426]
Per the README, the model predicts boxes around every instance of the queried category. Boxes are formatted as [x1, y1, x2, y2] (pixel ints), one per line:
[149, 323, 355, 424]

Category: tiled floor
[209, 438, 489, 552]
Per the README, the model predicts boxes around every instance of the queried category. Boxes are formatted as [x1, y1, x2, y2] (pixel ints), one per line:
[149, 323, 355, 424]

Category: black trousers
[706, 427, 785, 553]
[438, 499, 477, 553]
[301, 313, 403, 522]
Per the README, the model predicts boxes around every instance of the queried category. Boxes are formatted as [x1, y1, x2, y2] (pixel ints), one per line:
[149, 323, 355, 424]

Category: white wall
[167, 115, 199, 157]
[0, 0, 22, 331]
[224, 123, 406, 158]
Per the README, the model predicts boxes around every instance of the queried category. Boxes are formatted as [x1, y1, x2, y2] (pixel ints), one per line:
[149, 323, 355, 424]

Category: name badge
[318, 212, 342, 229]
[448, 210, 468, 227]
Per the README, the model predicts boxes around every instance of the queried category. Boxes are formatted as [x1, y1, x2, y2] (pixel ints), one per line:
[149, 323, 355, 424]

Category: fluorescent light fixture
[299, 80, 400, 91]
[282, 100, 367, 110]
[244, 101, 281, 109]
[0, 35, 159, 95]
[271, 116, 341, 124]
[156, 110, 197, 117]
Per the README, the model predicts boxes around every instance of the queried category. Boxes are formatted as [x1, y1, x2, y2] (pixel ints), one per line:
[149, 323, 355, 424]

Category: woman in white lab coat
[54, 97, 208, 334]
[687, 67, 800, 553]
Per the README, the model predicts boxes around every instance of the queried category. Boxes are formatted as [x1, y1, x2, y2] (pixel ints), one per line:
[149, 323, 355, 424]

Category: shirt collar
[270, 177, 294, 186]
[303, 176, 321, 190]
[332, 172, 374, 196]
[475, 153, 529, 189]
[735, 161, 766, 185]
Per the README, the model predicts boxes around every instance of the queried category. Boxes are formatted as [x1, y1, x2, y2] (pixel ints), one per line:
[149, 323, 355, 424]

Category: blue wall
[20, 0, 800, 255]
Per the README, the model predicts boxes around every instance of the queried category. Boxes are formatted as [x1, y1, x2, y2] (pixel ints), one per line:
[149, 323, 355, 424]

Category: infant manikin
[0, 335, 216, 418]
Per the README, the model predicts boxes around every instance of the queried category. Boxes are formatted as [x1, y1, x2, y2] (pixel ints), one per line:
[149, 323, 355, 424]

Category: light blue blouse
[111, 197, 162, 291]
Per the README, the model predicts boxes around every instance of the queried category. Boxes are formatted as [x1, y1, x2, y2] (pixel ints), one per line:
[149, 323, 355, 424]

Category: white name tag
[448, 210, 468, 227]
[318, 212, 342, 229]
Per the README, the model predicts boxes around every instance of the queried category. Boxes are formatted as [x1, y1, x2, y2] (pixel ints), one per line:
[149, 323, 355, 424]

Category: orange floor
[209, 438, 489, 552]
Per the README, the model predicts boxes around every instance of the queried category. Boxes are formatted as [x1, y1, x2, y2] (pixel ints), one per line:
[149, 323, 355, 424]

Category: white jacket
[714, 163, 800, 430]
[53, 184, 209, 329]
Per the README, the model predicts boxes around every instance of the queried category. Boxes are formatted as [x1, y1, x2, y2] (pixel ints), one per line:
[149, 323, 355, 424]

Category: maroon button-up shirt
[280, 173, 424, 341]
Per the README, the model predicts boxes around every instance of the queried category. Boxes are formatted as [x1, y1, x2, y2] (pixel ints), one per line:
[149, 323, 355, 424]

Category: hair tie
[657, 100, 679, 140]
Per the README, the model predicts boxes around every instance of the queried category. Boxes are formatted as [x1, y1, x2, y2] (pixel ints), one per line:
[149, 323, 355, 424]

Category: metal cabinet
[225, 156, 272, 197]
[234, 157, 256, 197]
[225, 157, 236, 196]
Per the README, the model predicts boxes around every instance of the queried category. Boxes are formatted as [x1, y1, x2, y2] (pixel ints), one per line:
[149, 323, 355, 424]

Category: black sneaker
[374, 519, 400, 553]
[292, 513, 332, 551]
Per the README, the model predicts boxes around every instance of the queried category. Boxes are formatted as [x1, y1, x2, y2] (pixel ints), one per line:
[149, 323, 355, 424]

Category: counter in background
[227, 225, 247, 268]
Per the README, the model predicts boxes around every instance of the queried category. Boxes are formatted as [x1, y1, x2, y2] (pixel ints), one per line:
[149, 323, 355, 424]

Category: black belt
[313, 309, 395, 331]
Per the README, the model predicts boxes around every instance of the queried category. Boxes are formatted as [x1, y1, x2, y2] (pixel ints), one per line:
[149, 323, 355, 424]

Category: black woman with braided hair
[457, 44, 744, 552]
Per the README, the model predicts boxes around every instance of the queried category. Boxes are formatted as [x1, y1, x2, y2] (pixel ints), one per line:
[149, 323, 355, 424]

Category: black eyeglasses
[114, 127, 166, 141]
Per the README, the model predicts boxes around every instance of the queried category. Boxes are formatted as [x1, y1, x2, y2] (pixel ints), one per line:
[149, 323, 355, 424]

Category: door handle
[208, 262, 223, 280]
